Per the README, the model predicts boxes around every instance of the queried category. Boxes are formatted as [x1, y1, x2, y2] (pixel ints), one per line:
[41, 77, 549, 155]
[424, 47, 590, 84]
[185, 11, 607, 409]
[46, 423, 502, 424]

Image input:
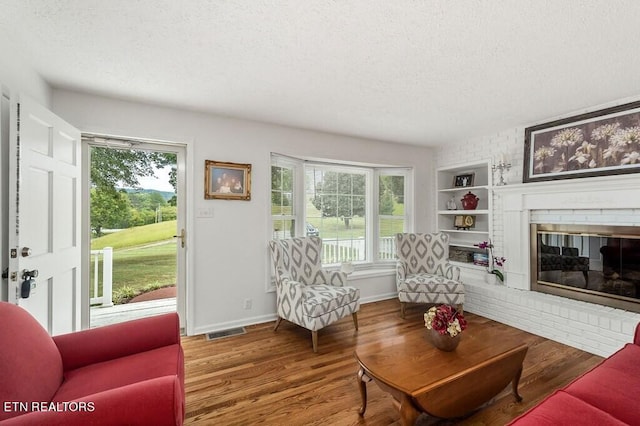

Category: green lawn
[91, 222, 177, 304]
[94, 201, 403, 304]
[92, 220, 177, 250]
[306, 200, 405, 239]
[273, 200, 405, 239]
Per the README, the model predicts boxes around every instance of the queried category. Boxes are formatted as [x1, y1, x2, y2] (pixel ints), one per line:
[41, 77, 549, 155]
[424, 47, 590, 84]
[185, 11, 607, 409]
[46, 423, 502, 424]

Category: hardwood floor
[182, 299, 603, 425]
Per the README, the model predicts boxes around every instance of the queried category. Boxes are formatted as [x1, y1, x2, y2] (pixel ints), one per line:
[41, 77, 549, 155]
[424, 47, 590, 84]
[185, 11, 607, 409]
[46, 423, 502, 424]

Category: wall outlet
[243, 298, 252, 310]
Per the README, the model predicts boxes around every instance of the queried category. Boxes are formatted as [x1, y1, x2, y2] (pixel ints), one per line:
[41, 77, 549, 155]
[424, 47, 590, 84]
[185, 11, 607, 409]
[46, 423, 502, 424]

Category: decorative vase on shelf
[429, 329, 461, 351]
[461, 191, 479, 210]
[485, 273, 498, 285]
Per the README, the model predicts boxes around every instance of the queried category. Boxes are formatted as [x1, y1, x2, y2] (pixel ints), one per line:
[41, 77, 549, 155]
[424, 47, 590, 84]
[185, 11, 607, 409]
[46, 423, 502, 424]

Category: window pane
[378, 174, 406, 260]
[306, 167, 367, 264]
[273, 219, 295, 239]
[271, 164, 295, 240]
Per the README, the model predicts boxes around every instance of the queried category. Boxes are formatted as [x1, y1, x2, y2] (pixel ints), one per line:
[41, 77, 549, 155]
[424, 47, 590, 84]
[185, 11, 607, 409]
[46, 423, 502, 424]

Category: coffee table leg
[512, 365, 523, 402]
[357, 367, 368, 416]
[399, 394, 420, 426]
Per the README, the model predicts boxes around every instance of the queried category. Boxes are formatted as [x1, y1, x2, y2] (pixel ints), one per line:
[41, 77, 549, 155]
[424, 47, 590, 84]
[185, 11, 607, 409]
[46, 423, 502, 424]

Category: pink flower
[424, 304, 467, 337]
[477, 241, 491, 250]
[475, 240, 506, 282]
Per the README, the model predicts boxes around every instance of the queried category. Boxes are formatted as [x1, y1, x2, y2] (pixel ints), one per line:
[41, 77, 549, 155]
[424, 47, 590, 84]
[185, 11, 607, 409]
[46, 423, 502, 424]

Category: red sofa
[509, 323, 640, 425]
[0, 302, 184, 425]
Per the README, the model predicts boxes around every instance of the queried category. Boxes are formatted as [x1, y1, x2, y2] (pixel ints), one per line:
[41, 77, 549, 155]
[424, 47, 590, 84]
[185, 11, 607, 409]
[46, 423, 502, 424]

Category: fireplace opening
[531, 224, 640, 313]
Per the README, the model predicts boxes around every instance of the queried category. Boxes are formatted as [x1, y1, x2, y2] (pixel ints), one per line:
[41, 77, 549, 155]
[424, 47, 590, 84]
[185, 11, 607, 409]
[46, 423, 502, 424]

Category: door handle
[21, 247, 32, 257]
[173, 229, 186, 248]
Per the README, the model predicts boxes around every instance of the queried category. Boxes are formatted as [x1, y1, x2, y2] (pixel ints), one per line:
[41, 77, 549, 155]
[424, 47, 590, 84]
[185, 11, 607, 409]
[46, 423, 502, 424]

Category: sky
[136, 165, 175, 192]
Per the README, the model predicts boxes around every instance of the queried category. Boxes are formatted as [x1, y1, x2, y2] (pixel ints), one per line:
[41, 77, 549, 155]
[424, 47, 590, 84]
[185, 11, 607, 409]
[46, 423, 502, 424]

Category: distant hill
[121, 187, 175, 201]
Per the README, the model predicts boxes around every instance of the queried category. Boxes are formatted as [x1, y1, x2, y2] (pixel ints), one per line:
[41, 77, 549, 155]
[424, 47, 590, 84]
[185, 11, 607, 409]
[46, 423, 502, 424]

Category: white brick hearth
[465, 174, 640, 357]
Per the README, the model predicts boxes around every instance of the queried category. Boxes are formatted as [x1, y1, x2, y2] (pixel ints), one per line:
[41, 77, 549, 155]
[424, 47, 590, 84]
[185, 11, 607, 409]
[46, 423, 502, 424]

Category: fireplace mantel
[493, 174, 640, 290]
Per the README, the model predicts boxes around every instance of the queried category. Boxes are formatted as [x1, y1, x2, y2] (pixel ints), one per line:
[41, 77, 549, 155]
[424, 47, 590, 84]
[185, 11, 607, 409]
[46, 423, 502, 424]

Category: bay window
[271, 154, 412, 266]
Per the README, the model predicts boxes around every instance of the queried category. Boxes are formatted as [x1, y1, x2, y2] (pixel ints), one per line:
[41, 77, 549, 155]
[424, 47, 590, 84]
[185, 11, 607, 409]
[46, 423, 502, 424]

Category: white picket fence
[320, 236, 396, 264]
[90, 247, 113, 307]
[378, 237, 397, 260]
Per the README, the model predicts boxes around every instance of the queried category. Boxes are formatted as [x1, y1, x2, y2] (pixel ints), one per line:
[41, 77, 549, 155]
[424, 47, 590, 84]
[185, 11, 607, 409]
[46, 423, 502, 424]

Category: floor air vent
[206, 327, 246, 341]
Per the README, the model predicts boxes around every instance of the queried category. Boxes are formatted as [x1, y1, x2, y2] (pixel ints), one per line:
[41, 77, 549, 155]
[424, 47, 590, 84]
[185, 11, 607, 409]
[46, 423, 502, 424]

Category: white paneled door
[8, 94, 82, 335]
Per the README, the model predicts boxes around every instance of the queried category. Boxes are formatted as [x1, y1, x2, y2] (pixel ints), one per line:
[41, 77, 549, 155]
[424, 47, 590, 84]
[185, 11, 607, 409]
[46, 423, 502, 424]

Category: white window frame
[270, 155, 304, 238]
[304, 163, 372, 265]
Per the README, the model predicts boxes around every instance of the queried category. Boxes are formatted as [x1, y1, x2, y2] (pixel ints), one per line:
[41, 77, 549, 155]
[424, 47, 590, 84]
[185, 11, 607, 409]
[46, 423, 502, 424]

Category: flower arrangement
[424, 304, 467, 337]
[476, 240, 506, 282]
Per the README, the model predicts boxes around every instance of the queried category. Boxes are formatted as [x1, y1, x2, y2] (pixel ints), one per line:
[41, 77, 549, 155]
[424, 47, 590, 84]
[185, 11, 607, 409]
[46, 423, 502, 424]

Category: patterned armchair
[395, 233, 465, 318]
[268, 236, 360, 353]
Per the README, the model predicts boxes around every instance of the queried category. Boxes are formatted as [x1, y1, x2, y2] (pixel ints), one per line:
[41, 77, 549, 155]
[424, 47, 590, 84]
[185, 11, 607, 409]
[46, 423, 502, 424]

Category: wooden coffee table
[355, 326, 528, 425]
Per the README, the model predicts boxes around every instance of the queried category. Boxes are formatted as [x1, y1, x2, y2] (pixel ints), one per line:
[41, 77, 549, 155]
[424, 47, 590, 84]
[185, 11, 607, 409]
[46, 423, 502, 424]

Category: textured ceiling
[2, 1, 640, 146]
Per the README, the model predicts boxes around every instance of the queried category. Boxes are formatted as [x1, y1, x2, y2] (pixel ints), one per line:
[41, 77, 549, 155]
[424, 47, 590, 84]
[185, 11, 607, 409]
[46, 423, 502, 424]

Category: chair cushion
[399, 274, 464, 294]
[53, 344, 183, 402]
[302, 285, 360, 318]
[0, 302, 63, 420]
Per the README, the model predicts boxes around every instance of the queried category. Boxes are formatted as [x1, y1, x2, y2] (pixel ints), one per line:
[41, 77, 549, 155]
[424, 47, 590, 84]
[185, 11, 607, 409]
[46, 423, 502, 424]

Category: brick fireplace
[461, 174, 640, 357]
[497, 174, 640, 293]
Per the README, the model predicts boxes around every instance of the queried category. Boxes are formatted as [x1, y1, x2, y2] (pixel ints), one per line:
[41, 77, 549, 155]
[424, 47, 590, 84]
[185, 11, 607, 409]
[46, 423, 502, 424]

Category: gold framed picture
[454, 215, 475, 229]
[204, 160, 251, 200]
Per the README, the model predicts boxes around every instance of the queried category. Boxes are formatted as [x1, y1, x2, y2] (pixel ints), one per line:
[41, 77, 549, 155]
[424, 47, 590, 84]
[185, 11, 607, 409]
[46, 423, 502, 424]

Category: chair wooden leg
[273, 316, 283, 331]
[352, 312, 359, 330]
[312, 330, 318, 353]
[400, 302, 406, 319]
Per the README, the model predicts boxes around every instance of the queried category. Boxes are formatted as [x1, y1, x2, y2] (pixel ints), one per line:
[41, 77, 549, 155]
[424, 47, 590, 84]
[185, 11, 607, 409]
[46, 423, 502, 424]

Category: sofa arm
[53, 312, 180, 372]
[0, 376, 183, 426]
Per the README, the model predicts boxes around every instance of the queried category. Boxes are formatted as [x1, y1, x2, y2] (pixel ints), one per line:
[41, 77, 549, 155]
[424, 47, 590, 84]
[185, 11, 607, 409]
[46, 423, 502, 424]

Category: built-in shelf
[437, 209, 489, 215]
[444, 229, 487, 234]
[449, 260, 487, 271]
[438, 185, 489, 193]
[436, 161, 493, 269]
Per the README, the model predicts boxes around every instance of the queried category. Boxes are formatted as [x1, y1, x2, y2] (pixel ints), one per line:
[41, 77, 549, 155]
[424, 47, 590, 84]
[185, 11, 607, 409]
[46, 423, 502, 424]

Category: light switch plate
[197, 207, 214, 218]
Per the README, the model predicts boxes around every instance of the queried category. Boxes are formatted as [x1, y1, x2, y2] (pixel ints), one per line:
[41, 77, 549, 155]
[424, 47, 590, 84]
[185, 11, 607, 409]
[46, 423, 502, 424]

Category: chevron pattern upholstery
[269, 236, 360, 352]
[395, 233, 464, 318]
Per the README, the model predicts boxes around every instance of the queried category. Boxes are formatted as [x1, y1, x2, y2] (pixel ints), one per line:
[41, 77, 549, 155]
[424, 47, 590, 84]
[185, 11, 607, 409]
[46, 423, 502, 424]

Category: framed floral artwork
[204, 160, 251, 200]
[523, 100, 640, 183]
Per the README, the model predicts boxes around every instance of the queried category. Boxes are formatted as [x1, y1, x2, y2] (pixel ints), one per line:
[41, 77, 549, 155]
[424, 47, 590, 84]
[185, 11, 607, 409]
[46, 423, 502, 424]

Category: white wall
[0, 36, 52, 107]
[52, 89, 434, 335]
[434, 96, 640, 357]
